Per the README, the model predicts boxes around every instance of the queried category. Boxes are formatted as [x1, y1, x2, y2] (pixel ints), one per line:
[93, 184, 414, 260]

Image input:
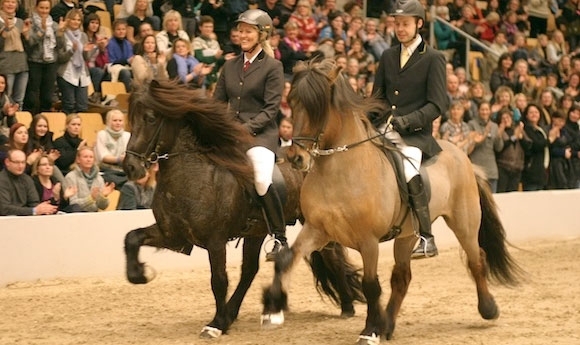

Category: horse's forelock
[290, 64, 331, 134]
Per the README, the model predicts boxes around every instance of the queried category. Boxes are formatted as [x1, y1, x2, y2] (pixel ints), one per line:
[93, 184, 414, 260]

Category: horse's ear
[150, 79, 161, 89]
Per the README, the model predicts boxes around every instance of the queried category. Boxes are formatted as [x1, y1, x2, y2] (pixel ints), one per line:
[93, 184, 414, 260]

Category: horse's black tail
[307, 242, 366, 305]
[475, 173, 524, 287]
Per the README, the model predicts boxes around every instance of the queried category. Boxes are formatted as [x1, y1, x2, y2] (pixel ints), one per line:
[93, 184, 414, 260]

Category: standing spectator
[0, 149, 58, 216]
[166, 37, 212, 87]
[476, 11, 501, 44]
[95, 109, 131, 188]
[560, 0, 580, 52]
[222, 26, 242, 59]
[514, 92, 528, 115]
[0, 0, 31, 110]
[433, 5, 457, 59]
[489, 53, 514, 94]
[512, 58, 541, 101]
[0, 74, 18, 145]
[347, 37, 375, 78]
[126, 0, 159, 45]
[491, 85, 522, 122]
[360, 17, 389, 61]
[468, 101, 504, 192]
[192, 16, 224, 92]
[171, 0, 200, 39]
[537, 88, 557, 127]
[546, 30, 568, 66]
[107, 19, 134, 92]
[49, 0, 77, 22]
[117, 162, 157, 210]
[495, 107, 530, 192]
[289, 0, 319, 52]
[547, 111, 576, 189]
[26, 114, 62, 180]
[565, 104, 580, 188]
[31, 154, 80, 212]
[24, 0, 66, 115]
[486, 31, 509, 82]
[564, 72, 580, 102]
[278, 20, 310, 79]
[214, 9, 287, 261]
[64, 146, 114, 212]
[118, 0, 160, 31]
[131, 34, 168, 86]
[278, 0, 296, 28]
[57, 9, 90, 114]
[505, 0, 528, 34]
[521, 103, 552, 191]
[155, 10, 189, 58]
[260, 0, 282, 30]
[526, 0, 550, 38]
[558, 94, 575, 115]
[53, 113, 86, 175]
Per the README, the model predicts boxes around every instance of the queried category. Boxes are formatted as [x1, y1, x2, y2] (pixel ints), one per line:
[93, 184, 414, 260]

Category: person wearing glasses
[0, 149, 58, 216]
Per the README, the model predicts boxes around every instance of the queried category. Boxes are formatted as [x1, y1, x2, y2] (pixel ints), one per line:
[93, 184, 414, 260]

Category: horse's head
[123, 80, 185, 180]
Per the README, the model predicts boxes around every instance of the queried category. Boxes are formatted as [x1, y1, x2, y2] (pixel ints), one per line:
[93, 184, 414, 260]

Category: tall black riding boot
[260, 185, 288, 262]
[407, 175, 438, 259]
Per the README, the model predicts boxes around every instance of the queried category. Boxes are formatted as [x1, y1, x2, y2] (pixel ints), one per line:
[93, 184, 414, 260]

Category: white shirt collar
[401, 35, 422, 57]
[244, 48, 263, 64]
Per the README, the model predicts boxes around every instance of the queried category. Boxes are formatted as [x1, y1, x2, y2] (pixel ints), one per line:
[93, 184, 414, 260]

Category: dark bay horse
[261, 60, 524, 344]
[123, 80, 364, 338]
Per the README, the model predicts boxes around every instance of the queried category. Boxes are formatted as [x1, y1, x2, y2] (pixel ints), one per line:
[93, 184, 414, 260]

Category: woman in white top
[95, 109, 131, 188]
[155, 10, 190, 58]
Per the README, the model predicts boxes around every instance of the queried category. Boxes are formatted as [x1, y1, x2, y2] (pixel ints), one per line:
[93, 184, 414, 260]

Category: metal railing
[428, 7, 500, 80]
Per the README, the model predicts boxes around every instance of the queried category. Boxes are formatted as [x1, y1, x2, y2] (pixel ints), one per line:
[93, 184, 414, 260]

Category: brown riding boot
[407, 175, 438, 259]
[259, 186, 288, 262]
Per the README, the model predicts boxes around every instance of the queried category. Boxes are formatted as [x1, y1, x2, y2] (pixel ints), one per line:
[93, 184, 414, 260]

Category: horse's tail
[307, 242, 366, 305]
[475, 172, 524, 287]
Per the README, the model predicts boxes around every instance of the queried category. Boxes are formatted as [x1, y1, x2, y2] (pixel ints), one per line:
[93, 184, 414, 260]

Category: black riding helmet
[390, 0, 426, 22]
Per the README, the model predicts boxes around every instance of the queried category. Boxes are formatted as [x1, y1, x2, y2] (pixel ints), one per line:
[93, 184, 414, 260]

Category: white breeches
[246, 146, 275, 196]
[379, 123, 422, 182]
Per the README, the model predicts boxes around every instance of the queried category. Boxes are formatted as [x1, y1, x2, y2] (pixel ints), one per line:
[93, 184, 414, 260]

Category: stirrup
[265, 237, 286, 262]
[411, 235, 438, 259]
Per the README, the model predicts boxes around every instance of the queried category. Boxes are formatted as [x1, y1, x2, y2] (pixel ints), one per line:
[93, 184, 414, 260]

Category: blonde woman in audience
[491, 85, 522, 123]
[95, 109, 130, 188]
[65, 146, 114, 212]
[512, 58, 542, 101]
[131, 34, 168, 86]
[155, 10, 189, 58]
[546, 30, 568, 65]
[514, 92, 528, 115]
[289, 0, 319, 52]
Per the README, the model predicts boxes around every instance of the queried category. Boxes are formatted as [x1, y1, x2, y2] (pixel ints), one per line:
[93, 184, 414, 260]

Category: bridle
[125, 117, 178, 168]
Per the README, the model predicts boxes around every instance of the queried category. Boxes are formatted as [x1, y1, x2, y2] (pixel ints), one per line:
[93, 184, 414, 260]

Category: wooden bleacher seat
[526, 38, 538, 50]
[78, 113, 105, 147]
[96, 10, 112, 32]
[100, 189, 121, 211]
[83, 1, 107, 13]
[40, 112, 67, 139]
[101, 81, 127, 97]
[15, 111, 33, 128]
[468, 51, 485, 81]
[113, 4, 122, 19]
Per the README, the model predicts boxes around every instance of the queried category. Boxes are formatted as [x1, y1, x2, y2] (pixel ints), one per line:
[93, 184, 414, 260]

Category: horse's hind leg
[225, 236, 266, 322]
[384, 236, 415, 340]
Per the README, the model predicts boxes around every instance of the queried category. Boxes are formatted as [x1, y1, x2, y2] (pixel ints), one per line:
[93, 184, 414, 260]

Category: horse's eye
[145, 110, 156, 124]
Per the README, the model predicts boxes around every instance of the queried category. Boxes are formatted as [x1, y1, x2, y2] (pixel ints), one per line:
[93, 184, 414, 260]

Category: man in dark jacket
[0, 150, 57, 216]
[371, 0, 449, 259]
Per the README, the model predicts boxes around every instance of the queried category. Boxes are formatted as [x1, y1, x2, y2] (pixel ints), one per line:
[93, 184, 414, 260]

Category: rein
[125, 117, 179, 167]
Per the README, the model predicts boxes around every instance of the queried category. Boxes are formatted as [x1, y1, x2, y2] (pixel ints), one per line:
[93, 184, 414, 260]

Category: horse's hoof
[479, 298, 499, 320]
[260, 311, 284, 329]
[341, 309, 355, 318]
[127, 274, 148, 284]
[199, 326, 222, 339]
[356, 333, 381, 345]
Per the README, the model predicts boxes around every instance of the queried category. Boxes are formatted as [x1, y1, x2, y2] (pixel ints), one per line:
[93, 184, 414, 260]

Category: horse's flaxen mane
[132, 79, 254, 185]
[290, 59, 384, 132]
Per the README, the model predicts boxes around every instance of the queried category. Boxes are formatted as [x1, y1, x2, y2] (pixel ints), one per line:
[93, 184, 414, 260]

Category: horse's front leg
[124, 226, 153, 284]
[356, 240, 384, 345]
[261, 222, 328, 328]
[384, 236, 415, 340]
[200, 243, 229, 339]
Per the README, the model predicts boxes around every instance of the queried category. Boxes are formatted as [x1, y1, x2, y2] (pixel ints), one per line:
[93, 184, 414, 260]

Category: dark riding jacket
[372, 40, 448, 158]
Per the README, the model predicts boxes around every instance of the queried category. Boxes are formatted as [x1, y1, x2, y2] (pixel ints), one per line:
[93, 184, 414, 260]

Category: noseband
[126, 117, 178, 168]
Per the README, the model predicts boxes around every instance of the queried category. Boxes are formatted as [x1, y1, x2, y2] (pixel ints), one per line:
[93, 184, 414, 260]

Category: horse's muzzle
[123, 155, 147, 181]
[287, 145, 312, 172]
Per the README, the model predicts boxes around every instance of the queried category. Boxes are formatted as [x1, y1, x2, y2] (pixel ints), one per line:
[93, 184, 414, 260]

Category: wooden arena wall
[1, 190, 578, 285]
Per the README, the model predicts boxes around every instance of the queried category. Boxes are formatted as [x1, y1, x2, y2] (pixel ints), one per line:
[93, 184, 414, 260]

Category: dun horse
[122, 80, 364, 338]
[261, 59, 523, 344]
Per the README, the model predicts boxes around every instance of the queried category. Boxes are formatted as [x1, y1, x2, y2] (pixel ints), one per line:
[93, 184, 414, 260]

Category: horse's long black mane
[289, 59, 384, 131]
[131, 79, 254, 184]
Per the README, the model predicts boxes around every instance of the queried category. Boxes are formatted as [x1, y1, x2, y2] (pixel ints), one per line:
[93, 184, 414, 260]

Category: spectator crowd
[1, 0, 580, 215]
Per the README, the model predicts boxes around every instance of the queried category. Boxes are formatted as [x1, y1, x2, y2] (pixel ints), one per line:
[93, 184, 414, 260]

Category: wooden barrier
[1, 190, 579, 286]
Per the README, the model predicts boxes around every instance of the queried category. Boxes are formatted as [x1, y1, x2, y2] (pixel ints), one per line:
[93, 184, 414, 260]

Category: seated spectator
[95, 109, 130, 188]
[0, 149, 58, 216]
[564, 72, 580, 102]
[500, 10, 520, 44]
[434, 5, 457, 61]
[84, 12, 109, 103]
[53, 113, 86, 175]
[199, 0, 230, 45]
[31, 154, 81, 213]
[126, 0, 159, 45]
[546, 30, 568, 66]
[556, 54, 573, 88]
[467, 81, 489, 109]
[279, 80, 292, 118]
[166, 38, 212, 88]
[118, 0, 160, 31]
[24, 0, 66, 115]
[440, 100, 474, 154]
[476, 11, 501, 44]
[347, 38, 375, 79]
[514, 92, 528, 115]
[495, 107, 531, 192]
[57, 9, 90, 114]
[360, 17, 389, 61]
[26, 114, 64, 181]
[289, 0, 320, 52]
[278, 117, 293, 149]
[107, 19, 134, 92]
[117, 162, 157, 210]
[192, 16, 224, 91]
[0, 0, 29, 110]
[278, 20, 310, 79]
[65, 146, 114, 212]
[131, 34, 168, 86]
[486, 31, 509, 81]
[505, 0, 529, 34]
[468, 101, 504, 192]
[561, 0, 580, 52]
[545, 73, 565, 100]
[0, 74, 18, 145]
[317, 12, 346, 44]
[528, 34, 553, 77]
[521, 103, 552, 191]
[221, 27, 242, 60]
[558, 94, 575, 116]
[156, 10, 190, 58]
[345, 15, 363, 48]
[0, 123, 29, 170]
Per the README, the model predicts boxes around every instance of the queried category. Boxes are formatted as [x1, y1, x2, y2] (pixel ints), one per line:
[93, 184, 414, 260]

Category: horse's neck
[323, 111, 367, 148]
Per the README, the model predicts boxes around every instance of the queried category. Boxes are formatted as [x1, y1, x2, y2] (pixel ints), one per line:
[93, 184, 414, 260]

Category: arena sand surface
[1, 237, 579, 345]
